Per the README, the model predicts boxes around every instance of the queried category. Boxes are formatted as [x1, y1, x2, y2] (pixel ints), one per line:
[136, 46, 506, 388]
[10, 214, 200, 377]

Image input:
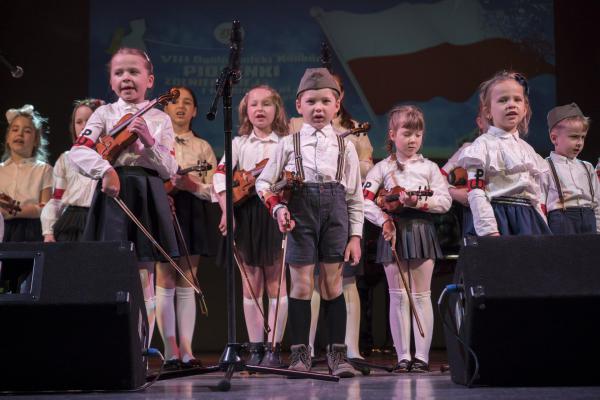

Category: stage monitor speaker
[0, 241, 148, 392]
[443, 234, 600, 386]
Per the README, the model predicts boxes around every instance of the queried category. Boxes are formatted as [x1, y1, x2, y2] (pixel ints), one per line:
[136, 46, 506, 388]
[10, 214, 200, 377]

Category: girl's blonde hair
[3, 104, 49, 162]
[386, 105, 425, 158]
[69, 98, 105, 141]
[478, 70, 532, 135]
[107, 47, 154, 75]
[238, 85, 288, 136]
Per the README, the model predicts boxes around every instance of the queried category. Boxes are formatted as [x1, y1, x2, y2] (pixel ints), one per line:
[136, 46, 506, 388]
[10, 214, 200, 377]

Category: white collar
[117, 98, 149, 112]
[487, 125, 520, 140]
[248, 130, 279, 143]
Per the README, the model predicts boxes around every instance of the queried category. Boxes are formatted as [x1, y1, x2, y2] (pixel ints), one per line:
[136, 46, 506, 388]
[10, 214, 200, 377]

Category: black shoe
[246, 342, 265, 366]
[163, 358, 182, 371]
[411, 358, 429, 373]
[181, 358, 204, 369]
[260, 342, 284, 368]
[392, 359, 411, 373]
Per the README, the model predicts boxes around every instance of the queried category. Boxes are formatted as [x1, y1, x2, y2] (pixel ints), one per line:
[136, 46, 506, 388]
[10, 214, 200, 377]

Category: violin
[0, 193, 22, 216]
[375, 186, 434, 213]
[339, 122, 371, 139]
[447, 167, 467, 188]
[269, 170, 304, 203]
[95, 88, 180, 164]
[232, 158, 270, 205]
[165, 160, 213, 194]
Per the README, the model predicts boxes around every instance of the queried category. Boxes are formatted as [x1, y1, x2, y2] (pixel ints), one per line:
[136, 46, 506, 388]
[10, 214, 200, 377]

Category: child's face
[487, 79, 526, 132]
[110, 53, 154, 104]
[246, 87, 276, 132]
[73, 106, 93, 137]
[165, 88, 196, 131]
[7, 115, 37, 158]
[295, 88, 340, 130]
[390, 126, 423, 159]
[551, 127, 587, 159]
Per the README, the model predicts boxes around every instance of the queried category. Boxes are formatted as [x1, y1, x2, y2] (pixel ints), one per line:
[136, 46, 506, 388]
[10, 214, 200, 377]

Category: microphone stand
[206, 21, 338, 391]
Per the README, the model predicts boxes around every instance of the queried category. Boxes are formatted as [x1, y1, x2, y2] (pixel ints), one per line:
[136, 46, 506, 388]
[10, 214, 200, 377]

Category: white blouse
[363, 154, 451, 227]
[68, 98, 178, 180]
[0, 157, 53, 207]
[173, 131, 218, 200]
[213, 130, 281, 194]
[40, 151, 98, 235]
[458, 126, 547, 236]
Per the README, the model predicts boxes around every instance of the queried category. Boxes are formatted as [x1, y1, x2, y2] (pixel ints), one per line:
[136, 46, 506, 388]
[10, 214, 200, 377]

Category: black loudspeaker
[443, 234, 600, 386]
[0, 241, 148, 391]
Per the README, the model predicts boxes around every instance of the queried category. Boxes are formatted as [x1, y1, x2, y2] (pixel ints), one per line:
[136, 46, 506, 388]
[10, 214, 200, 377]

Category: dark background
[1, 0, 599, 352]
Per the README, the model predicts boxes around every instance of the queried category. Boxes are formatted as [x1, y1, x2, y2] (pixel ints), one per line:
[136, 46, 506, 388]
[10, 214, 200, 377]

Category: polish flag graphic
[312, 0, 554, 116]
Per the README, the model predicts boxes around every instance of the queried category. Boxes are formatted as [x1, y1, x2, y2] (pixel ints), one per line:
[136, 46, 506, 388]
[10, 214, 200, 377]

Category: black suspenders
[547, 157, 595, 210]
[292, 131, 346, 183]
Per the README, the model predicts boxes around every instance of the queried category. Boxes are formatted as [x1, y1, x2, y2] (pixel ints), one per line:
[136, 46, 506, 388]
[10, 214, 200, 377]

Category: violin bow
[232, 241, 271, 335]
[111, 197, 206, 300]
[170, 207, 208, 315]
[389, 237, 425, 337]
[270, 215, 290, 351]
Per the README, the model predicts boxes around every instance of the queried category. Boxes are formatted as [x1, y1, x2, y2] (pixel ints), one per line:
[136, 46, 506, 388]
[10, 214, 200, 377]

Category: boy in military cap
[543, 102, 600, 234]
[256, 68, 363, 377]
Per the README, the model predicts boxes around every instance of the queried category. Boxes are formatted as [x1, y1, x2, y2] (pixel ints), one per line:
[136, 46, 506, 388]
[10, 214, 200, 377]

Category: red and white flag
[312, 0, 554, 116]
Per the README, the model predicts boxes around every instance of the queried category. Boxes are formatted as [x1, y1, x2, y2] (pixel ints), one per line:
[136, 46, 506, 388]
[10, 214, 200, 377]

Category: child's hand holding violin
[129, 117, 155, 148]
[399, 191, 418, 207]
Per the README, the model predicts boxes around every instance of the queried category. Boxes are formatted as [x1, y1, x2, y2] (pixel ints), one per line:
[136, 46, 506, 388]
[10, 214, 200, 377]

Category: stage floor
[6, 352, 600, 399]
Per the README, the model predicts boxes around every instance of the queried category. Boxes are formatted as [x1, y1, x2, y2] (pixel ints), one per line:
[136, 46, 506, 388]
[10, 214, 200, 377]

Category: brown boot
[326, 344, 359, 378]
[260, 342, 284, 368]
[288, 344, 311, 372]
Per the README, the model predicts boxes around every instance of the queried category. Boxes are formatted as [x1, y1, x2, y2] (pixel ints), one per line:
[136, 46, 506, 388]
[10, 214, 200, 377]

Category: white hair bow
[6, 104, 35, 124]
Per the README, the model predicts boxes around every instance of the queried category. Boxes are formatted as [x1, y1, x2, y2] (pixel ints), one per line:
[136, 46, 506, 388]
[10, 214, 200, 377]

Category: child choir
[1, 51, 598, 376]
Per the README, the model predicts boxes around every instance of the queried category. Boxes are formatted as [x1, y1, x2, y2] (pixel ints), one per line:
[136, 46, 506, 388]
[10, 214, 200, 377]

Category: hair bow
[6, 104, 35, 124]
[514, 73, 529, 96]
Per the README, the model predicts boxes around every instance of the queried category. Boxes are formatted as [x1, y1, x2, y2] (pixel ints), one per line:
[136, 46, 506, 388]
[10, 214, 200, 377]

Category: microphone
[229, 20, 242, 83]
[0, 52, 24, 79]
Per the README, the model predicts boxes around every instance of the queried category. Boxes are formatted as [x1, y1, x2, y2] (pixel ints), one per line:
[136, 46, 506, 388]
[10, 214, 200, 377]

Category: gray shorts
[286, 182, 349, 265]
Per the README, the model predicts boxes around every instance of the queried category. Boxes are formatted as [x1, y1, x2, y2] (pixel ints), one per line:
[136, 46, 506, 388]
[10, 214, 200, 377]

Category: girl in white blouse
[155, 86, 218, 369]
[0, 104, 52, 242]
[41, 99, 104, 242]
[363, 105, 451, 373]
[457, 71, 551, 237]
[213, 85, 289, 367]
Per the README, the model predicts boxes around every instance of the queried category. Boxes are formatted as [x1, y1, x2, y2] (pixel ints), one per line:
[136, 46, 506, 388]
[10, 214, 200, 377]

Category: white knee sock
[308, 289, 321, 357]
[412, 291, 433, 364]
[155, 286, 178, 360]
[267, 296, 288, 344]
[243, 297, 265, 343]
[145, 296, 157, 347]
[389, 288, 411, 362]
[343, 281, 362, 359]
[176, 286, 196, 362]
